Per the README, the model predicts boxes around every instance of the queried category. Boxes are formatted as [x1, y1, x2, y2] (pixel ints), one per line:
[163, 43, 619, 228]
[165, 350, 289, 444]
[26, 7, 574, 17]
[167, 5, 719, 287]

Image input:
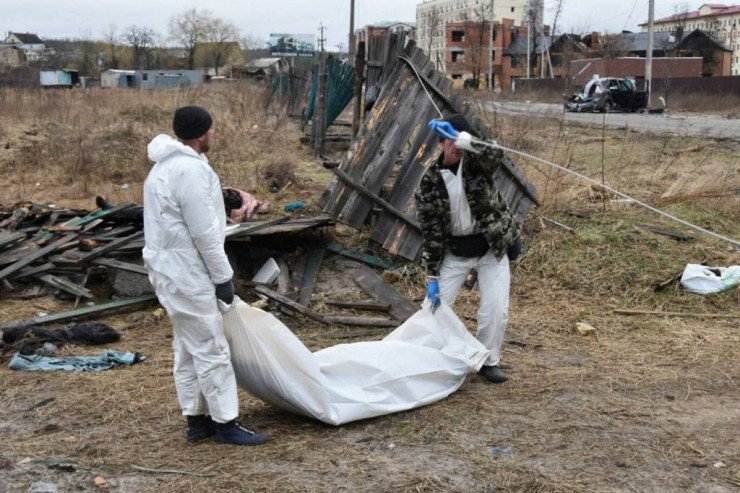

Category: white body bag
[222, 299, 489, 425]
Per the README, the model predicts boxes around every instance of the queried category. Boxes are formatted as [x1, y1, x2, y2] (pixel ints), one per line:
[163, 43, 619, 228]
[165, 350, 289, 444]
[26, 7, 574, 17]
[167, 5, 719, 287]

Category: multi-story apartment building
[641, 3, 740, 75]
[416, 0, 534, 72]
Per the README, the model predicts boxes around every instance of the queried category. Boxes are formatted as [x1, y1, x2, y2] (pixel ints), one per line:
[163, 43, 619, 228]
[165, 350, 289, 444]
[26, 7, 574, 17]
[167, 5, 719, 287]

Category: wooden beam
[323, 315, 399, 327]
[326, 243, 395, 270]
[91, 258, 148, 276]
[614, 309, 739, 319]
[10, 262, 54, 280]
[254, 285, 331, 325]
[0, 294, 158, 330]
[298, 247, 325, 306]
[635, 224, 694, 241]
[36, 274, 93, 299]
[332, 168, 420, 231]
[225, 216, 291, 239]
[324, 300, 391, 312]
[0, 232, 78, 281]
[347, 261, 417, 321]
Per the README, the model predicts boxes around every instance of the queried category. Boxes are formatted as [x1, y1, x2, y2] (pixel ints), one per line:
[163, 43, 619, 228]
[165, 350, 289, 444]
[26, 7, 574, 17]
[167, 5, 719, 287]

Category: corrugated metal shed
[39, 70, 79, 87]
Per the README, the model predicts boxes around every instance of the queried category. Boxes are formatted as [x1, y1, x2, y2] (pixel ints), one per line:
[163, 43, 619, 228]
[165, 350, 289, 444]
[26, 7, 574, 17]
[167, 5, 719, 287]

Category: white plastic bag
[222, 298, 489, 425]
[680, 264, 740, 295]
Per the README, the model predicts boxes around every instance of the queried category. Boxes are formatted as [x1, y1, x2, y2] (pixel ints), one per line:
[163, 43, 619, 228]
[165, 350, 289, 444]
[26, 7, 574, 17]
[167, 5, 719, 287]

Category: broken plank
[287, 253, 307, 301]
[326, 243, 395, 270]
[0, 231, 26, 249]
[0, 232, 78, 281]
[36, 274, 93, 299]
[69, 231, 144, 264]
[346, 261, 417, 321]
[91, 258, 148, 276]
[254, 285, 330, 325]
[614, 309, 739, 319]
[225, 216, 291, 239]
[10, 262, 54, 280]
[635, 224, 694, 241]
[298, 247, 325, 306]
[333, 166, 420, 231]
[323, 315, 399, 327]
[324, 300, 391, 312]
[0, 294, 158, 330]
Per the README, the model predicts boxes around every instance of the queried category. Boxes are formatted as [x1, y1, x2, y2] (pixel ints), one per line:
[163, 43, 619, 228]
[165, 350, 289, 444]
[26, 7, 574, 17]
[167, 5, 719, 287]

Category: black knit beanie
[439, 114, 473, 142]
[172, 106, 213, 140]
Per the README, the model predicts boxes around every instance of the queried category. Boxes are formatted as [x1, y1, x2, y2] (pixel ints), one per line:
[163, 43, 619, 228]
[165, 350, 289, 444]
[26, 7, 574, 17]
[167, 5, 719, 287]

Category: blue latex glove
[427, 120, 458, 141]
[426, 278, 441, 312]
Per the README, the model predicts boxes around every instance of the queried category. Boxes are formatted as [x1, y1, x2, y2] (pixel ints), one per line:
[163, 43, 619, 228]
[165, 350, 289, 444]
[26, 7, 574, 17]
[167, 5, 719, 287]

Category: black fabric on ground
[2, 323, 120, 355]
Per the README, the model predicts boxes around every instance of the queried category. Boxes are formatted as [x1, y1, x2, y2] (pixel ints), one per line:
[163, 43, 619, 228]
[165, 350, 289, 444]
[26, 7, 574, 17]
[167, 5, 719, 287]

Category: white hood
[147, 134, 204, 163]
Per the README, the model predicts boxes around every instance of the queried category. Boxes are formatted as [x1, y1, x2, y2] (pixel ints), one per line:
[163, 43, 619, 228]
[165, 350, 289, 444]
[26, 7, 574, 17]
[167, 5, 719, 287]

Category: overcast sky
[3, 0, 707, 50]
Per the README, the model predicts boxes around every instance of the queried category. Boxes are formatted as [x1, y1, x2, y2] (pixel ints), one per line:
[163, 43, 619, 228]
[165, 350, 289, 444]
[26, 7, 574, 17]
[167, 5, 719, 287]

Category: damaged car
[564, 77, 648, 113]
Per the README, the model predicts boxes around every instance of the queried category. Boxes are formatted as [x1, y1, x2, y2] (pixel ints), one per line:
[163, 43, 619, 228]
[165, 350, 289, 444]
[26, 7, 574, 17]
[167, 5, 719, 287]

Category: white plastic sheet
[680, 264, 740, 295]
[222, 298, 489, 425]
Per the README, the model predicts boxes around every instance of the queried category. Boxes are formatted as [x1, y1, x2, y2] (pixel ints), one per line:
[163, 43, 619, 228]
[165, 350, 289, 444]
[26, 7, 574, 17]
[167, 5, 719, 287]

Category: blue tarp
[9, 350, 142, 372]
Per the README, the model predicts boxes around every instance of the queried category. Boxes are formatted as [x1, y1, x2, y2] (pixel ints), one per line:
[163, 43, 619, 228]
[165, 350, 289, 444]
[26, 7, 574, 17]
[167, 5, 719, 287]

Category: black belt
[447, 233, 489, 258]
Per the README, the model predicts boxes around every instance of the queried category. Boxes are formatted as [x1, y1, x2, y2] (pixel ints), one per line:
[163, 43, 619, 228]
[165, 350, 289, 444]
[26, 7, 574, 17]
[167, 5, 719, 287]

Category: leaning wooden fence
[320, 41, 540, 261]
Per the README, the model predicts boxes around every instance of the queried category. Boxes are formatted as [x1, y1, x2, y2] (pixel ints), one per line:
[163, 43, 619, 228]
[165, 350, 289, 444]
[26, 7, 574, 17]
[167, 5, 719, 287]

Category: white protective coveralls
[143, 134, 238, 423]
[439, 158, 510, 367]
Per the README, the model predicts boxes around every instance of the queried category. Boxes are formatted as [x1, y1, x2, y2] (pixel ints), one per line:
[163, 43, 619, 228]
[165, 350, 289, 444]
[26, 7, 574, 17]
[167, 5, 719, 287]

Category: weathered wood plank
[326, 243, 395, 270]
[91, 258, 148, 275]
[0, 294, 158, 330]
[255, 285, 330, 325]
[0, 232, 78, 281]
[323, 315, 399, 328]
[298, 247, 325, 306]
[344, 261, 417, 322]
[324, 300, 391, 312]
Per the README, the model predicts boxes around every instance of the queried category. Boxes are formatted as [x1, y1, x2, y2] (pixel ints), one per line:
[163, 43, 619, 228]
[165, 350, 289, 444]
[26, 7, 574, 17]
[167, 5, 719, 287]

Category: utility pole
[488, 0, 495, 90]
[646, 0, 655, 107]
[349, 0, 356, 61]
[318, 22, 327, 52]
[526, 12, 531, 79]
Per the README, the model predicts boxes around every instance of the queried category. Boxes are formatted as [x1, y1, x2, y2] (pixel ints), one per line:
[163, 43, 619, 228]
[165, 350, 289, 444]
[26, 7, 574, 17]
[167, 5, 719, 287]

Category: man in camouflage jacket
[415, 114, 520, 383]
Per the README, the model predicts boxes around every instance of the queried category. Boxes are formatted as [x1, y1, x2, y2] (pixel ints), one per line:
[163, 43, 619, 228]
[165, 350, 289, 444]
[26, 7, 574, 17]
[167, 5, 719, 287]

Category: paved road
[485, 101, 740, 139]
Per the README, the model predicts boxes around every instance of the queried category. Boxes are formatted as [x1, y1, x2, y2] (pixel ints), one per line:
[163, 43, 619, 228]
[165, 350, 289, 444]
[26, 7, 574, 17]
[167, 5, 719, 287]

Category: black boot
[215, 420, 269, 446]
[479, 365, 508, 384]
[186, 415, 216, 442]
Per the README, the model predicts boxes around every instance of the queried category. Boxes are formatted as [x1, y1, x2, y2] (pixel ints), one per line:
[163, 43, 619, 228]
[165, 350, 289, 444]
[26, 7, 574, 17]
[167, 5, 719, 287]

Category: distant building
[39, 69, 79, 87]
[1, 32, 52, 65]
[101, 69, 203, 89]
[232, 57, 284, 80]
[597, 30, 732, 76]
[640, 3, 740, 75]
[355, 21, 416, 54]
[416, 0, 533, 72]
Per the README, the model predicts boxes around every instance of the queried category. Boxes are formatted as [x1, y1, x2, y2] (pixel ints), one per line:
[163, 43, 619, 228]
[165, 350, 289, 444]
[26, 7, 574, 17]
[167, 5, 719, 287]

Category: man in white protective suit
[143, 106, 268, 446]
[415, 114, 522, 384]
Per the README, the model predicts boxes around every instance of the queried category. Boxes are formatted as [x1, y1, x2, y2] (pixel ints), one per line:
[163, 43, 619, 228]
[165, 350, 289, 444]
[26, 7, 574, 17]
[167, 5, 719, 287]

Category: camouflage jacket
[415, 145, 520, 276]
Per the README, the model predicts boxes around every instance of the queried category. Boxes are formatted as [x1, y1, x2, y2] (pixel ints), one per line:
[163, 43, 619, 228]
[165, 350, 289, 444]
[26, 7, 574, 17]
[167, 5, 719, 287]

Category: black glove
[215, 279, 235, 304]
[506, 236, 523, 262]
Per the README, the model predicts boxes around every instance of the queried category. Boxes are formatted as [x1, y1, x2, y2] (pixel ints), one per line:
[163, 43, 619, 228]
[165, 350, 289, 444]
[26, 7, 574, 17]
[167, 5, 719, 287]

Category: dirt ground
[1, 86, 738, 492]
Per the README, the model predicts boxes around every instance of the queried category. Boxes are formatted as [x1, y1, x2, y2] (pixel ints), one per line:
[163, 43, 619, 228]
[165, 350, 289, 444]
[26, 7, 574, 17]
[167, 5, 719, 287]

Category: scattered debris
[9, 350, 143, 372]
[346, 261, 418, 322]
[490, 446, 516, 458]
[574, 322, 597, 336]
[94, 476, 108, 489]
[614, 309, 739, 319]
[635, 224, 694, 241]
[131, 465, 215, 478]
[25, 397, 56, 412]
[680, 264, 740, 295]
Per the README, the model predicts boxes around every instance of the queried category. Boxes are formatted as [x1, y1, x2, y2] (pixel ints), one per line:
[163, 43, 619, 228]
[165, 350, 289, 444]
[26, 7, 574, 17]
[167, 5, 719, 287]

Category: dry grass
[1, 85, 739, 492]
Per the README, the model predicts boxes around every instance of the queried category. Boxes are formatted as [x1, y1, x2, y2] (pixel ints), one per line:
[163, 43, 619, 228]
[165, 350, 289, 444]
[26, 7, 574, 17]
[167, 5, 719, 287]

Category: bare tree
[102, 24, 122, 69]
[124, 25, 156, 70]
[240, 33, 266, 63]
[526, 0, 545, 75]
[202, 18, 240, 75]
[549, 0, 566, 40]
[169, 8, 211, 70]
[672, 2, 692, 39]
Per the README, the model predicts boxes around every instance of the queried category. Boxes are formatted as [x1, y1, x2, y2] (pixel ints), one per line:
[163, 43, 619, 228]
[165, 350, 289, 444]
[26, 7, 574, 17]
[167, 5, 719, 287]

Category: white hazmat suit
[143, 134, 238, 423]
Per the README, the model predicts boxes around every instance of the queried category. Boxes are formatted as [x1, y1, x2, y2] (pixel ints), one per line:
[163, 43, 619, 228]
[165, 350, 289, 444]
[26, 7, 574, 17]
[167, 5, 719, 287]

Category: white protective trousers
[143, 134, 238, 423]
[439, 251, 510, 367]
